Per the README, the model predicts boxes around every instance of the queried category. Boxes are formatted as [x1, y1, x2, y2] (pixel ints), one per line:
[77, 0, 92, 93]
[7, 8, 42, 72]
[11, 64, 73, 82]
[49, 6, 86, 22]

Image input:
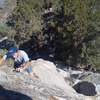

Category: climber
[0, 46, 36, 77]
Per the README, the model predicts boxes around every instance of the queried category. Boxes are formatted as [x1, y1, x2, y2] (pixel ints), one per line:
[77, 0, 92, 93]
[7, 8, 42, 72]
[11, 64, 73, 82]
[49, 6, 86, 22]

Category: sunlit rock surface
[0, 59, 99, 100]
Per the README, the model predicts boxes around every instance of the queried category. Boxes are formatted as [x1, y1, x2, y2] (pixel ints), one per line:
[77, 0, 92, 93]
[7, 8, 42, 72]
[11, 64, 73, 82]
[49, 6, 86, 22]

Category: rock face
[0, 59, 90, 100]
[83, 73, 100, 85]
[31, 59, 75, 92]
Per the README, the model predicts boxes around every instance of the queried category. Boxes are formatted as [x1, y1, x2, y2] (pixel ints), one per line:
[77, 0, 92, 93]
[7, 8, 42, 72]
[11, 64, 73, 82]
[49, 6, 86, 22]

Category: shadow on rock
[73, 81, 97, 96]
[0, 85, 32, 100]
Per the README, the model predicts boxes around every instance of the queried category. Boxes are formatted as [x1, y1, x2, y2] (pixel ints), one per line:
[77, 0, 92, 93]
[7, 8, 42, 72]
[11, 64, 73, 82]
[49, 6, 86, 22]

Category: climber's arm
[0, 58, 5, 66]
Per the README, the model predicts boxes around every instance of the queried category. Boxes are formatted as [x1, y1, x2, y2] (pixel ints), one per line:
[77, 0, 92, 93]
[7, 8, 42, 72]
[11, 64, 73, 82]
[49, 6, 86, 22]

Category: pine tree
[12, 0, 44, 44]
[50, 0, 100, 68]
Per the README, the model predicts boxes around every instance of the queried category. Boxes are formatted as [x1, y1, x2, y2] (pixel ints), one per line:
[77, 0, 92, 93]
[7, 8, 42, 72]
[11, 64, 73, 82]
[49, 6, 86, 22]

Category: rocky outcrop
[57, 65, 100, 100]
[0, 58, 100, 100]
[31, 59, 75, 92]
[0, 59, 92, 100]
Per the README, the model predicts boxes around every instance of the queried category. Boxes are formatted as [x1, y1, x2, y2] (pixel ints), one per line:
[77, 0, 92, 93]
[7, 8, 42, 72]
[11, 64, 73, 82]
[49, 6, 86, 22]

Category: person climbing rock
[0, 46, 36, 77]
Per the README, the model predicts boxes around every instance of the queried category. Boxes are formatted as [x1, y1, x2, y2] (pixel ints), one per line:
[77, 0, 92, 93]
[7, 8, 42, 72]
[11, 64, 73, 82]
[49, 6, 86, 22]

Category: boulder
[73, 81, 97, 96]
[31, 59, 75, 93]
[0, 64, 90, 100]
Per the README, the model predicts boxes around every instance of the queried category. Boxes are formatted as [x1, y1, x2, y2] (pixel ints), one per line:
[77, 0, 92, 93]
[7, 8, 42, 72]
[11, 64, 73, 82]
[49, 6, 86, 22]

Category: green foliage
[12, 0, 44, 44]
[50, 0, 100, 68]
[11, 0, 100, 69]
[0, 26, 15, 38]
[0, 0, 16, 49]
[12, 0, 60, 47]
